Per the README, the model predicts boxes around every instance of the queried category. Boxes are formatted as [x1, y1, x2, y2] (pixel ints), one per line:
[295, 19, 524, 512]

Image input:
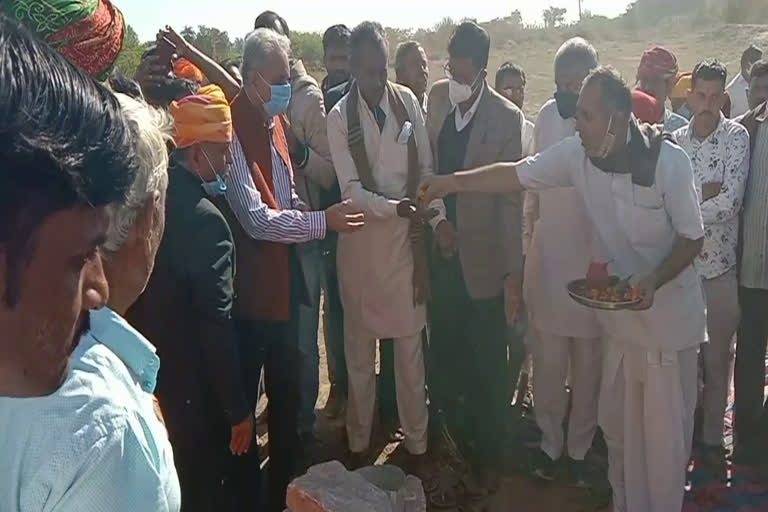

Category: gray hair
[103, 93, 173, 254]
[395, 41, 423, 71]
[241, 27, 291, 76]
[555, 37, 599, 73]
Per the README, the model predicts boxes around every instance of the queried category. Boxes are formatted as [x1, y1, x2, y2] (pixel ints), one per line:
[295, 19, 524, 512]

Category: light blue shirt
[664, 108, 688, 132]
[0, 307, 181, 512]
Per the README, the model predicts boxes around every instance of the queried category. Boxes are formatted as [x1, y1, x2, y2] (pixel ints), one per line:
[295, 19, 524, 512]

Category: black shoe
[323, 385, 347, 420]
[529, 447, 557, 481]
[733, 441, 762, 466]
[346, 449, 371, 470]
[565, 457, 592, 489]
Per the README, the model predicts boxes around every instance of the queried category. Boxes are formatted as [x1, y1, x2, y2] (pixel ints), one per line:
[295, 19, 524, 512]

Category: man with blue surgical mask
[157, 25, 364, 512]
[254, 11, 346, 456]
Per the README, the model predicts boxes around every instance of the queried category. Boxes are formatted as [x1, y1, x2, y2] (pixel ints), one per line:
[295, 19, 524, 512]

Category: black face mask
[325, 71, 350, 91]
[554, 90, 579, 119]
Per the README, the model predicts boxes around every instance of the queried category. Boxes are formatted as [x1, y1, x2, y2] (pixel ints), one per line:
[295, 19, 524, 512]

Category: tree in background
[543, 6, 568, 29]
[509, 9, 523, 28]
[386, 26, 415, 60]
[114, 25, 144, 77]
[179, 25, 238, 62]
[292, 31, 324, 70]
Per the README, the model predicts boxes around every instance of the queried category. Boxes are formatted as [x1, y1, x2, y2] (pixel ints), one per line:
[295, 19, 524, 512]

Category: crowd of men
[0, 2, 767, 512]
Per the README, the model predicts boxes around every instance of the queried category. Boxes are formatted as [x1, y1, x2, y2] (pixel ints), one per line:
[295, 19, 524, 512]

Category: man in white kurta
[327, 22, 442, 458]
[726, 45, 763, 118]
[523, 38, 602, 484]
[420, 67, 707, 512]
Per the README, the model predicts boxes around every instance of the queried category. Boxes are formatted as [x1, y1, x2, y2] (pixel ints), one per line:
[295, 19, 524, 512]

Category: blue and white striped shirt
[226, 125, 327, 244]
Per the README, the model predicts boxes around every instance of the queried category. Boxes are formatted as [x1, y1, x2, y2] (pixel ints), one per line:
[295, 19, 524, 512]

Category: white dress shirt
[518, 134, 706, 351]
[727, 74, 750, 118]
[521, 117, 536, 158]
[454, 85, 485, 132]
[674, 115, 750, 279]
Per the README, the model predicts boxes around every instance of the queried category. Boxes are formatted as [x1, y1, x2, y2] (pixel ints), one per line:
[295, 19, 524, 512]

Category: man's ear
[132, 191, 160, 245]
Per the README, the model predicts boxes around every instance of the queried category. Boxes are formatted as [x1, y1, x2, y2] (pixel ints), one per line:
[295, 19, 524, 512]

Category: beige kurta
[327, 83, 440, 339]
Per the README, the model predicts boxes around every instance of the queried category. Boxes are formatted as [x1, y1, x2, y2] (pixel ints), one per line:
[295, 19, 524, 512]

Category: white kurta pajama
[327, 84, 441, 455]
[523, 99, 602, 462]
[518, 133, 707, 512]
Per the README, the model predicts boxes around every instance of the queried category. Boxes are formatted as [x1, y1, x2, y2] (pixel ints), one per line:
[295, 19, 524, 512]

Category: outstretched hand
[418, 175, 457, 206]
[326, 200, 365, 233]
[396, 198, 438, 221]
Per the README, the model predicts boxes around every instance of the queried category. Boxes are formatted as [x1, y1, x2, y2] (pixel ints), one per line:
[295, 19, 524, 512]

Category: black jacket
[128, 164, 250, 445]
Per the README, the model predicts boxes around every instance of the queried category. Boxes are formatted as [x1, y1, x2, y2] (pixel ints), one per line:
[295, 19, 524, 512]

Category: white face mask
[448, 79, 474, 106]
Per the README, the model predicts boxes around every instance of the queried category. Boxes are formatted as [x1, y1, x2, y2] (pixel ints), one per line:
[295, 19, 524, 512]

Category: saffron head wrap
[169, 84, 233, 148]
[173, 58, 205, 83]
[671, 73, 693, 100]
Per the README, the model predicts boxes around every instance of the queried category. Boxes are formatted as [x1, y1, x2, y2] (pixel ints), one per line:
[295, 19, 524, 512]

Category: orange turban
[671, 73, 692, 100]
[637, 47, 679, 82]
[173, 58, 205, 83]
[170, 84, 232, 148]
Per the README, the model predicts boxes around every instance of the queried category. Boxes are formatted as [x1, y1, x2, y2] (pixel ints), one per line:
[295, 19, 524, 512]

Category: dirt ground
[255, 299, 610, 512]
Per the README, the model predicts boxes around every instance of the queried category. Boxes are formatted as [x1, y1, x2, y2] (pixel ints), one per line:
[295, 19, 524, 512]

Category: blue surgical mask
[198, 150, 228, 197]
[263, 82, 291, 117]
[201, 173, 228, 196]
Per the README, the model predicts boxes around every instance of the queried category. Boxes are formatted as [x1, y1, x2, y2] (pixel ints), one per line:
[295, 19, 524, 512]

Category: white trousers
[533, 329, 602, 460]
[599, 343, 698, 512]
[700, 269, 740, 447]
[344, 323, 428, 455]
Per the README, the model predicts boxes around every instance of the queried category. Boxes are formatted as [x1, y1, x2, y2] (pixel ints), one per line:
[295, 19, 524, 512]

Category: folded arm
[700, 128, 749, 224]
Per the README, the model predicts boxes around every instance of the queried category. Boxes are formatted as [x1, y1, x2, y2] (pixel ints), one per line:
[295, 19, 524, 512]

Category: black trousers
[173, 418, 262, 512]
[428, 252, 509, 468]
[323, 235, 347, 391]
[235, 251, 303, 512]
[734, 286, 768, 449]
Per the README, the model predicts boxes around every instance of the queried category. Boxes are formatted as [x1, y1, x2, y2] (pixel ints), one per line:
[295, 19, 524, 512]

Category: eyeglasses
[502, 85, 525, 96]
[443, 61, 453, 79]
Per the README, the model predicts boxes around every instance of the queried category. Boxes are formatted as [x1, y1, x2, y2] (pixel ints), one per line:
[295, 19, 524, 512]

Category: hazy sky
[119, 0, 633, 42]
